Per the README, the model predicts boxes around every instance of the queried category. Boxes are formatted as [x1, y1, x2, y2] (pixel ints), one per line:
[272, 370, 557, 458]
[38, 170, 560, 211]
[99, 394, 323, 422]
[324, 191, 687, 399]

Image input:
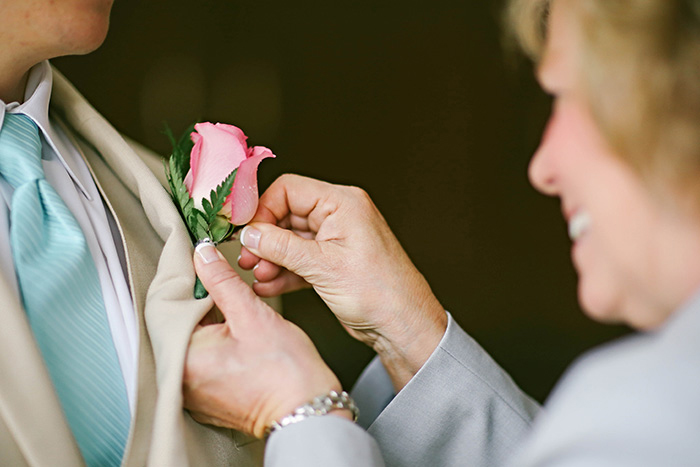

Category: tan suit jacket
[0, 68, 271, 466]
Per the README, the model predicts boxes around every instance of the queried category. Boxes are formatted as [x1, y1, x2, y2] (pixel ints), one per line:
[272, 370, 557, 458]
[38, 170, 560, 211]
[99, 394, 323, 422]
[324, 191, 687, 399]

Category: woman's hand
[238, 174, 447, 390]
[183, 243, 347, 438]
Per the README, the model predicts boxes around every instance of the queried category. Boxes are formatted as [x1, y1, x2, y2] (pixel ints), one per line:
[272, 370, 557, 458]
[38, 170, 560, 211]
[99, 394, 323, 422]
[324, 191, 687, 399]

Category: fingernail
[241, 226, 261, 250]
[195, 243, 222, 264]
[236, 254, 242, 263]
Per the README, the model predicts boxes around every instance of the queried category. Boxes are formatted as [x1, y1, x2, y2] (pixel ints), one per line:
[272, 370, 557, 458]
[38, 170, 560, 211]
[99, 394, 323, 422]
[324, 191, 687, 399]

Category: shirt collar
[0, 61, 92, 200]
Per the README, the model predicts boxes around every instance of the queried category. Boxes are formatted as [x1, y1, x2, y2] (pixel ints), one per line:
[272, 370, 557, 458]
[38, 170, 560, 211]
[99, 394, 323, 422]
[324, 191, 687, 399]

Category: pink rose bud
[183, 122, 275, 225]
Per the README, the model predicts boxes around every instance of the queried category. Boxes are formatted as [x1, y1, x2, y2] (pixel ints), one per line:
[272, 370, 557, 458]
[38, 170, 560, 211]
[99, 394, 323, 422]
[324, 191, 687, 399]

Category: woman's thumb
[194, 243, 258, 323]
[240, 223, 318, 277]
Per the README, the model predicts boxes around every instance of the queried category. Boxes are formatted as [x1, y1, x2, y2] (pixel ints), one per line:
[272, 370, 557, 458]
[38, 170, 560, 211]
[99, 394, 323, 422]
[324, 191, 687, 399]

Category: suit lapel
[50, 69, 225, 466]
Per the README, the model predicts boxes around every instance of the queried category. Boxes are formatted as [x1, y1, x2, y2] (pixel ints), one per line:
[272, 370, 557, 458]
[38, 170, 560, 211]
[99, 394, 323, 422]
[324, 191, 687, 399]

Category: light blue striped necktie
[0, 113, 130, 466]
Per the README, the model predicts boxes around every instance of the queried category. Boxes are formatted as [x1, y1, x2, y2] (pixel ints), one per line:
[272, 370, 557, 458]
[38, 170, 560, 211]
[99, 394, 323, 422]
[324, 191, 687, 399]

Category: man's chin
[58, 27, 110, 58]
[54, 11, 111, 57]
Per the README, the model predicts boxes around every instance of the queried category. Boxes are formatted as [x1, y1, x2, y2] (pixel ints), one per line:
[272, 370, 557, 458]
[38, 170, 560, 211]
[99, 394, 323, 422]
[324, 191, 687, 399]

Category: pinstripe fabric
[0, 113, 130, 466]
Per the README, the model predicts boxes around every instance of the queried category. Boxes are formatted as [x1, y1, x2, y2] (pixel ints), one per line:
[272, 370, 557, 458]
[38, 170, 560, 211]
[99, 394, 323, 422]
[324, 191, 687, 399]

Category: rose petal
[215, 123, 248, 146]
[185, 122, 249, 209]
[227, 146, 276, 225]
[184, 131, 202, 193]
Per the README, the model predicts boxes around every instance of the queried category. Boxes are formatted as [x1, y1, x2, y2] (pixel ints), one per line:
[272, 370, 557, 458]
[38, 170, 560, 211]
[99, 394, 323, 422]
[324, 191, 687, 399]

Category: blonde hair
[506, 0, 700, 197]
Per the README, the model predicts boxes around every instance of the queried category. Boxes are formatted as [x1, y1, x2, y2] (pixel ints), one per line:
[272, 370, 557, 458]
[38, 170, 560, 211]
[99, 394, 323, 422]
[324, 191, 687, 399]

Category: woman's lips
[568, 210, 591, 241]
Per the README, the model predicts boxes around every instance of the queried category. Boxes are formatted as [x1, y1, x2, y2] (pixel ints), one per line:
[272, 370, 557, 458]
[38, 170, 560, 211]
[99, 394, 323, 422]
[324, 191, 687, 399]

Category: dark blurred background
[54, 0, 627, 403]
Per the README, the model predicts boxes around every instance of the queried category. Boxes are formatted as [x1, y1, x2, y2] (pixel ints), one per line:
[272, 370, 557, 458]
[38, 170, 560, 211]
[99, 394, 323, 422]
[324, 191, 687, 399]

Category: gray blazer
[265, 294, 700, 466]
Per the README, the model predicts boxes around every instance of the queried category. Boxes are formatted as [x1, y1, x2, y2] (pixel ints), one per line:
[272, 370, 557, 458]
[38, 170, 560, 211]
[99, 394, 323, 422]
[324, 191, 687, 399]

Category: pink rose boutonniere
[165, 122, 275, 298]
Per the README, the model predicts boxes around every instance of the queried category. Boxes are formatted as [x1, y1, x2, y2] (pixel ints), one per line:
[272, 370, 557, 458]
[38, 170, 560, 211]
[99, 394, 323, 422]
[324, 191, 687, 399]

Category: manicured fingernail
[241, 226, 261, 250]
[195, 243, 222, 264]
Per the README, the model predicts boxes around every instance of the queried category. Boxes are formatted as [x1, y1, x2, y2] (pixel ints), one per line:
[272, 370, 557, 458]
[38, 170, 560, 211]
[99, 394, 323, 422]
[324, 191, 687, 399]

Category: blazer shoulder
[514, 304, 700, 466]
[561, 299, 700, 396]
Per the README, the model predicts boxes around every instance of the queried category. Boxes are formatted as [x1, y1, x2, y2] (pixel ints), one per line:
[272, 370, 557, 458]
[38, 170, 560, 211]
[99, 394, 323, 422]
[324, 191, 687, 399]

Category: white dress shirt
[0, 61, 138, 413]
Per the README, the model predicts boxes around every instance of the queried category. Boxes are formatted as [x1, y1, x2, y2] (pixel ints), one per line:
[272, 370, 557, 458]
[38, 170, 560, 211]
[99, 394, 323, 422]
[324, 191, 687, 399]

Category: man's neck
[0, 61, 31, 104]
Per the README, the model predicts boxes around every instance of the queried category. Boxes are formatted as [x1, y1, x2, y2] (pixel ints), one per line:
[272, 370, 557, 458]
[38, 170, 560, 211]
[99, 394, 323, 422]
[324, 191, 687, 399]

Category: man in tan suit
[0, 1, 266, 465]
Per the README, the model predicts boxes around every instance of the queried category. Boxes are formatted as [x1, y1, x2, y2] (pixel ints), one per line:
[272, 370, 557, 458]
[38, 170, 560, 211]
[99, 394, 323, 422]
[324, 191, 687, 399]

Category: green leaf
[210, 217, 234, 244]
[163, 156, 196, 243]
[163, 122, 196, 179]
[203, 169, 237, 225]
[182, 198, 194, 220]
[165, 155, 200, 241]
[188, 209, 210, 241]
[202, 198, 214, 218]
[175, 123, 196, 176]
[168, 131, 186, 179]
[177, 122, 196, 150]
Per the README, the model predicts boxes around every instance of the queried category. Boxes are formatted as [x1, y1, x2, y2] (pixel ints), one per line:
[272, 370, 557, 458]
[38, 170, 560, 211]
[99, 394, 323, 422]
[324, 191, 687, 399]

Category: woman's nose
[528, 142, 558, 196]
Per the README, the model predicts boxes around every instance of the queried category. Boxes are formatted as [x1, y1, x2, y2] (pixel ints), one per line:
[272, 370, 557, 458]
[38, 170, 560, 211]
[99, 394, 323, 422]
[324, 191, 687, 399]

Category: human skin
[236, 175, 448, 391]
[183, 0, 700, 437]
[184, 177, 447, 434]
[529, 0, 700, 330]
[0, 0, 113, 103]
[183, 244, 350, 438]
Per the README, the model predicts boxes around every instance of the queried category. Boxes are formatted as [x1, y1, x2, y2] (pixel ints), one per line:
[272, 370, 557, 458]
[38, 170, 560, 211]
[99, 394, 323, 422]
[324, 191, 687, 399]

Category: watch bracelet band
[265, 390, 359, 435]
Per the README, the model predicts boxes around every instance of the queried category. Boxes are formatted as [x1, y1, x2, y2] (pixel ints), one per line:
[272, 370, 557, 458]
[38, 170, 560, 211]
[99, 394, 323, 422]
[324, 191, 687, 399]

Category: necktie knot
[0, 113, 44, 188]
